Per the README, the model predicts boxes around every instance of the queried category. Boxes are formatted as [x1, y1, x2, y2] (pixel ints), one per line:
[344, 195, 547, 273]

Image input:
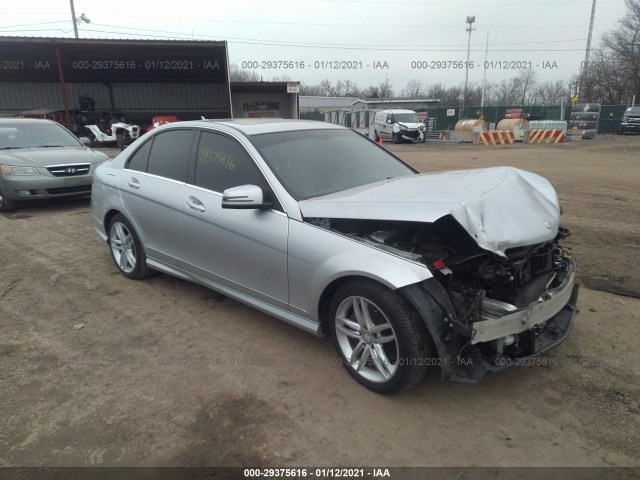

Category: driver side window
[194, 131, 280, 209]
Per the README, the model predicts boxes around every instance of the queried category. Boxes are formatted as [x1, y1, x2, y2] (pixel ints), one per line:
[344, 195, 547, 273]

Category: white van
[372, 109, 426, 143]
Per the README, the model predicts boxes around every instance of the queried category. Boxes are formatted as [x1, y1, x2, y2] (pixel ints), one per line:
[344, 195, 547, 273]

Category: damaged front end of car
[307, 214, 578, 383]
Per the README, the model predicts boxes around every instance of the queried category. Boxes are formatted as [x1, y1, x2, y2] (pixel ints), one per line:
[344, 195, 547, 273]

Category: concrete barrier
[479, 130, 515, 145]
[528, 129, 565, 144]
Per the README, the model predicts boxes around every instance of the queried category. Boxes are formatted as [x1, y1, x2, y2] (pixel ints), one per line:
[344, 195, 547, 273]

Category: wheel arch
[104, 208, 124, 235]
[317, 274, 420, 336]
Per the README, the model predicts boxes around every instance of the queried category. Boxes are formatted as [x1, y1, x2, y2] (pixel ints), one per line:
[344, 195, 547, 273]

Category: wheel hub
[362, 331, 373, 344]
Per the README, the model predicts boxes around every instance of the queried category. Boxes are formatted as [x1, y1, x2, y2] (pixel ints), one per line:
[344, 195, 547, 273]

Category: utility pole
[579, 0, 597, 99]
[69, 0, 78, 39]
[481, 30, 489, 108]
[462, 16, 476, 120]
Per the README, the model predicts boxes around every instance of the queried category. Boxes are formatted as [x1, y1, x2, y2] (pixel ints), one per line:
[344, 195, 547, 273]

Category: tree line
[230, 0, 639, 106]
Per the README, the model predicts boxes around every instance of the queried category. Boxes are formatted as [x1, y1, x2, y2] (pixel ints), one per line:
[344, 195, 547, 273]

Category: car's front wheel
[329, 280, 432, 393]
[108, 214, 152, 279]
[0, 190, 17, 213]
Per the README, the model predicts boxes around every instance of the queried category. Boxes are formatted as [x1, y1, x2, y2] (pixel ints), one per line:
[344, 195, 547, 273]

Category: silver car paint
[299, 166, 560, 257]
[92, 121, 433, 330]
[180, 184, 290, 309]
[91, 120, 565, 340]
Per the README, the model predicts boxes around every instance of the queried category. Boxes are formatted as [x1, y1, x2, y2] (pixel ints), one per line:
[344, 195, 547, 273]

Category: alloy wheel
[109, 221, 137, 274]
[334, 296, 399, 383]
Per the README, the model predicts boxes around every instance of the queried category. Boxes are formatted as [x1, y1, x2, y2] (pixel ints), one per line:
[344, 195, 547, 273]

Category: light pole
[462, 15, 476, 120]
[69, 0, 91, 39]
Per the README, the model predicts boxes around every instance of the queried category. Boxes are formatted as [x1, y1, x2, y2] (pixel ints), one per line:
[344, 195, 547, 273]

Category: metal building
[0, 37, 231, 126]
[231, 82, 300, 120]
[0, 37, 301, 132]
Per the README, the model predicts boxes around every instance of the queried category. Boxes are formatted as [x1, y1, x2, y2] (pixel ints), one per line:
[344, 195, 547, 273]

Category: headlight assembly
[1, 165, 40, 176]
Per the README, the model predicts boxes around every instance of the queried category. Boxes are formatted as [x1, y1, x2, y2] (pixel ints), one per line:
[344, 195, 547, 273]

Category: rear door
[179, 129, 289, 309]
[119, 129, 195, 264]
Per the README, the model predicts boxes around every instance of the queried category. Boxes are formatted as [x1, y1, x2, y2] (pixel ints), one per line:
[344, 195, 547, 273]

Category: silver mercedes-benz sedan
[0, 118, 109, 212]
[91, 119, 578, 393]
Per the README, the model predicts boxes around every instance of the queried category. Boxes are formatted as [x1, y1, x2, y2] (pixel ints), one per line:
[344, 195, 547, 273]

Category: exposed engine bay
[308, 214, 575, 372]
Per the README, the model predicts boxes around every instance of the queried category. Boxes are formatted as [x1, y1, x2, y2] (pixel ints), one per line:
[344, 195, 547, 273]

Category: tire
[393, 132, 402, 144]
[328, 279, 433, 393]
[0, 190, 17, 213]
[107, 214, 152, 280]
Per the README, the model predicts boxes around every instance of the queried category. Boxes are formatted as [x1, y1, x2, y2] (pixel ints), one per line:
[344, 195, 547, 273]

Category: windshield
[625, 107, 640, 115]
[0, 122, 82, 149]
[250, 129, 416, 200]
[393, 113, 420, 123]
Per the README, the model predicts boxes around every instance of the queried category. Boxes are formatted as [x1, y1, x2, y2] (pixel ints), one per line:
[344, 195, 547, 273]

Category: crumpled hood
[397, 122, 423, 130]
[299, 166, 560, 256]
[0, 147, 107, 167]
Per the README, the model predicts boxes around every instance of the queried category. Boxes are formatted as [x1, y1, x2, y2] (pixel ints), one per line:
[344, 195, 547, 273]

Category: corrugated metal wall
[0, 82, 230, 115]
[0, 83, 63, 112]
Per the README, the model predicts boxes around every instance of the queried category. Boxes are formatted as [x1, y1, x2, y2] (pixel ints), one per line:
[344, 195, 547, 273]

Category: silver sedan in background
[91, 119, 578, 393]
[0, 118, 109, 212]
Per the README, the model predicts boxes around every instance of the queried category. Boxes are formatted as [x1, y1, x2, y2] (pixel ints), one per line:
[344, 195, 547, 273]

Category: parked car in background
[145, 115, 180, 133]
[373, 109, 426, 144]
[618, 106, 640, 134]
[0, 118, 109, 212]
[92, 119, 578, 393]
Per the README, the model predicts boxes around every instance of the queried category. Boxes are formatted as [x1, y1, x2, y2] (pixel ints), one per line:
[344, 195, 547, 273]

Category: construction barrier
[479, 130, 515, 145]
[528, 129, 566, 144]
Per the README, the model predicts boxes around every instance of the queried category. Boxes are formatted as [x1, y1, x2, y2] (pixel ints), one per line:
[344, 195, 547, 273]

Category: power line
[0, 20, 69, 29]
[87, 22, 589, 47]
[93, 14, 617, 30]
[78, 26, 592, 51]
[312, 0, 621, 4]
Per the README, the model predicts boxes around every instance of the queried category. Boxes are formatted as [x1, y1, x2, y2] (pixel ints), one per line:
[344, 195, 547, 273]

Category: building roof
[352, 98, 440, 105]
[300, 96, 360, 108]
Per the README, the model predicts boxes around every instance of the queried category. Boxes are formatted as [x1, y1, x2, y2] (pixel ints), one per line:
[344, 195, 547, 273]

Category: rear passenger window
[147, 130, 193, 182]
[196, 132, 265, 193]
[126, 139, 152, 172]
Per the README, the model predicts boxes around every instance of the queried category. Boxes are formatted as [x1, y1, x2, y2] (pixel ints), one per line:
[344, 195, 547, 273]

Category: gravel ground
[0, 135, 638, 467]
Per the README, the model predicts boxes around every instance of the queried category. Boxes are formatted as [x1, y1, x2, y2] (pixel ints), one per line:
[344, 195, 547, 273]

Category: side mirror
[222, 184, 271, 210]
[79, 136, 91, 146]
[386, 119, 392, 124]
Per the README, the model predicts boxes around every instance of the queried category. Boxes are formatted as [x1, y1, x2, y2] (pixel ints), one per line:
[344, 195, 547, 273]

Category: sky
[0, 0, 630, 93]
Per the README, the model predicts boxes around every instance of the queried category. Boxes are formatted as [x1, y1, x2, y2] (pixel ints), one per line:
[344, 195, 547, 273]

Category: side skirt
[145, 257, 323, 337]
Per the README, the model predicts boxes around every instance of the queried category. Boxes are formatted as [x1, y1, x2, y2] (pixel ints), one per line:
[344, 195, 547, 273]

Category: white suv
[373, 109, 426, 144]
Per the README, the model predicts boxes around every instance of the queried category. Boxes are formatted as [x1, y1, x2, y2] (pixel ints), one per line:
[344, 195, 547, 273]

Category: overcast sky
[1, 0, 630, 92]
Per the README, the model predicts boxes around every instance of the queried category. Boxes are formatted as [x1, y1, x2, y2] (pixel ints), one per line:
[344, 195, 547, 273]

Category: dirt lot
[0, 135, 639, 468]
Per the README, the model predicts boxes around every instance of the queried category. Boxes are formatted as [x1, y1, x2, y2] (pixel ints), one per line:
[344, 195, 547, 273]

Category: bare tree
[229, 63, 261, 82]
[403, 79, 425, 98]
[531, 79, 568, 105]
[319, 79, 341, 96]
[516, 69, 537, 104]
[579, 48, 631, 103]
[378, 78, 394, 98]
[576, 0, 640, 102]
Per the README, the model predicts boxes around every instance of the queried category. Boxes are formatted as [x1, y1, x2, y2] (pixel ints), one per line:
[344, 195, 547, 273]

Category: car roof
[378, 109, 416, 114]
[171, 118, 345, 135]
[0, 118, 58, 125]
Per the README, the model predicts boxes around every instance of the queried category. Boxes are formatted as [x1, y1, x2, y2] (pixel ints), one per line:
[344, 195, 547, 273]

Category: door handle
[127, 177, 140, 189]
[186, 196, 206, 213]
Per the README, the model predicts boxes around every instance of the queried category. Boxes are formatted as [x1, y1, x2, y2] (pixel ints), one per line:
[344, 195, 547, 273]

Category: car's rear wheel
[0, 190, 17, 213]
[329, 280, 432, 393]
[108, 214, 152, 279]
